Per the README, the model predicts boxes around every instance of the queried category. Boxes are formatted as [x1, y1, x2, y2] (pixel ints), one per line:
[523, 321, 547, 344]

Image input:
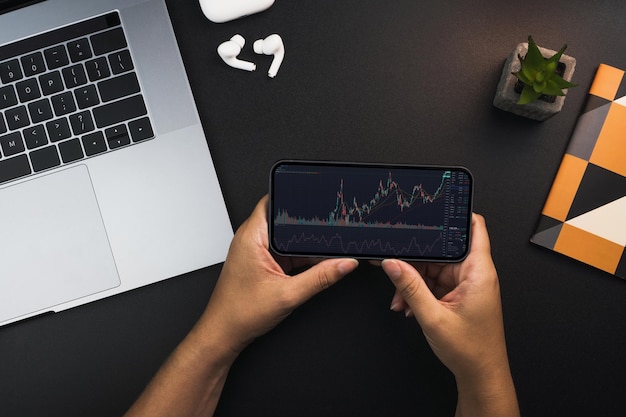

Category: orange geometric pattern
[588, 64, 624, 100]
[554, 224, 623, 274]
[542, 154, 587, 222]
[589, 103, 626, 177]
[532, 63, 626, 280]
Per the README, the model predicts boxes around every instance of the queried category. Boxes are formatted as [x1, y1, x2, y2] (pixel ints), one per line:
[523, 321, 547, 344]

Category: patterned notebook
[531, 64, 626, 279]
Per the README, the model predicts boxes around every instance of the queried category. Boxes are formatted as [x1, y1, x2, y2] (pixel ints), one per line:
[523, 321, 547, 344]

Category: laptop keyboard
[0, 11, 154, 185]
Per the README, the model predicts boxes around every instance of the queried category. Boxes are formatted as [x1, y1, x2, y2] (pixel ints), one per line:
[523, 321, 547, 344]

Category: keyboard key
[23, 124, 48, 149]
[0, 154, 31, 184]
[30, 145, 61, 172]
[28, 98, 53, 123]
[75, 85, 100, 109]
[69, 111, 95, 135]
[39, 71, 64, 96]
[51, 91, 76, 116]
[58, 138, 84, 163]
[5, 106, 30, 130]
[16, 78, 41, 103]
[0, 12, 119, 62]
[85, 57, 110, 82]
[46, 118, 71, 142]
[82, 131, 107, 156]
[67, 38, 93, 62]
[105, 124, 130, 149]
[44, 45, 69, 70]
[98, 72, 139, 102]
[0, 85, 18, 110]
[91, 27, 127, 55]
[21, 52, 46, 77]
[129, 117, 154, 142]
[0, 59, 23, 83]
[108, 50, 134, 75]
[0, 131, 25, 156]
[0, 11, 140, 186]
[93, 94, 147, 128]
[62, 64, 88, 88]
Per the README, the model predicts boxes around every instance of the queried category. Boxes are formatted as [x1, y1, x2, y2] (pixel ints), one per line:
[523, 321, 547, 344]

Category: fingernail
[337, 259, 359, 274]
[382, 259, 401, 280]
[404, 308, 413, 318]
[390, 301, 402, 312]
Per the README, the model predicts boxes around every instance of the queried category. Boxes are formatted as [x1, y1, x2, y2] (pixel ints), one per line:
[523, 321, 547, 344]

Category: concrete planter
[493, 42, 576, 121]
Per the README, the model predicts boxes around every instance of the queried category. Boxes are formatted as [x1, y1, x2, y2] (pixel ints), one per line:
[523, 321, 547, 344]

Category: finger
[381, 259, 440, 323]
[235, 195, 270, 243]
[469, 213, 492, 255]
[274, 255, 321, 274]
[251, 194, 270, 226]
[389, 289, 408, 312]
[288, 258, 359, 304]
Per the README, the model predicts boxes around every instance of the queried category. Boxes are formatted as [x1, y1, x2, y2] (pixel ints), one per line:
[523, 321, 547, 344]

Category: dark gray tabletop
[2, 1, 626, 416]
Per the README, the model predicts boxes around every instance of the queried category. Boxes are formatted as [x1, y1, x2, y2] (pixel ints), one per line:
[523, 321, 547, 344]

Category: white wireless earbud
[217, 34, 256, 72]
[253, 34, 284, 78]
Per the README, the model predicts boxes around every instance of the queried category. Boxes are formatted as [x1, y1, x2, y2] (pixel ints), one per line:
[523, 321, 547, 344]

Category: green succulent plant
[514, 36, 578, 104]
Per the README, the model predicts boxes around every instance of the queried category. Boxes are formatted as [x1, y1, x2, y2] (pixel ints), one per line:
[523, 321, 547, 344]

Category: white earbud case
[199, 0, 275, 23]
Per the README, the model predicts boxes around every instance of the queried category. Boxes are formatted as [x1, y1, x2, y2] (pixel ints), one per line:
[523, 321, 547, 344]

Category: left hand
[196, 195, 359, 355]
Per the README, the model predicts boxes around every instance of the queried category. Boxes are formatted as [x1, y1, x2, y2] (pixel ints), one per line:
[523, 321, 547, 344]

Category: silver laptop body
[0, 0, 233, 326]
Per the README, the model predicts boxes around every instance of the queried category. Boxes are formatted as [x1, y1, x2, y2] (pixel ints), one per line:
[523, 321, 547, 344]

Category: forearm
[124, 321, 239, 417]
[454, 360, 520, 417]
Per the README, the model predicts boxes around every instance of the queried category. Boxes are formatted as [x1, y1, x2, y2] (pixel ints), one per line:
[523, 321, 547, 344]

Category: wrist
[454, 360, 519, 417]
[123, 312, 243, 417]
[184, 312, 245, 368]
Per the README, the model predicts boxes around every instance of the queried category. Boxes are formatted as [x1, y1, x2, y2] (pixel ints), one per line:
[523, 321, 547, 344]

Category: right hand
[381, 213, 514, 390]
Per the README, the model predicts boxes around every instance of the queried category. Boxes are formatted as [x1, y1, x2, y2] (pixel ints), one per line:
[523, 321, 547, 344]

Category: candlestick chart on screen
[271, 163, 472, 259]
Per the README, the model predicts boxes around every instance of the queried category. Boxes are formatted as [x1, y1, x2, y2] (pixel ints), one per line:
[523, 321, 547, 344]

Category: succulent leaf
[524, 37, 545, 69]
[532, 81, 545, 93]
[542, 79, 567, 96]
[513, 36, 577, 104]
[519, 85, 542, 104]
[551, 76, 578, 89]
[536, 71, 545, 83]
[548, 44, 568, 65]
[514, 70, 532, 85]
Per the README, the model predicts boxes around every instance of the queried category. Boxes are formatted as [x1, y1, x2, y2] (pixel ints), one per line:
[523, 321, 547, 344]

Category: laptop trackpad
[0, 165, 120, 323]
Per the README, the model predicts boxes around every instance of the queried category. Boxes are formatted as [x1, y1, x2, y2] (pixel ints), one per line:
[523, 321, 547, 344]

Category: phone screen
[269, 160, 473, 261]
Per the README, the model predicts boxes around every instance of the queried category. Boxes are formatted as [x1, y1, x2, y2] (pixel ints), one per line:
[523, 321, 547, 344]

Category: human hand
[197, 195, 359, 355]
[381, 214, 519, 416]
[124, 196, 358, 417]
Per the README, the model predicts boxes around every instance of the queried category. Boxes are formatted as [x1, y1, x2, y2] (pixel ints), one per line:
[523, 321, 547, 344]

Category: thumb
[289, 258, 359, 304]
[381, 259, 440, 323]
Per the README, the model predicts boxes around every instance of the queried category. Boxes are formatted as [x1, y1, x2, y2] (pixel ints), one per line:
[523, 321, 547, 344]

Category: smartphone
[269, 160, 474, 262]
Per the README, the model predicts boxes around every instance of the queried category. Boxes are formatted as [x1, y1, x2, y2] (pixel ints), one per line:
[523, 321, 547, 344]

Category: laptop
[0, 0, 234, 326]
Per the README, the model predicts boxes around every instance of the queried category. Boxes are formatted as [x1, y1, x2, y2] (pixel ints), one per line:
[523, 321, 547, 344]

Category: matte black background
[2, 1, 626, 416]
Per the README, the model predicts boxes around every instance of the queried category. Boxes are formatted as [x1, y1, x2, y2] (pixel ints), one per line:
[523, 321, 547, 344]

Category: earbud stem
[232, 60, 256, 72]
[267, 51, 284, 78]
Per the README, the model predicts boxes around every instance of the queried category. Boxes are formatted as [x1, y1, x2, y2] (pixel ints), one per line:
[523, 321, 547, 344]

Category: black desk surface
[2, 1, 626, 416]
